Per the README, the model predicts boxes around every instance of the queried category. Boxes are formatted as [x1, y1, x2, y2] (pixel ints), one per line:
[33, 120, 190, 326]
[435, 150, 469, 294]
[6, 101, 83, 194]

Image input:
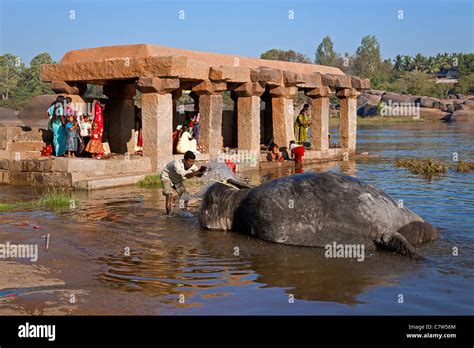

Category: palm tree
[413, 53, 426, 72]
[402, 55, 413, 71]
[393, 55, 403, 71]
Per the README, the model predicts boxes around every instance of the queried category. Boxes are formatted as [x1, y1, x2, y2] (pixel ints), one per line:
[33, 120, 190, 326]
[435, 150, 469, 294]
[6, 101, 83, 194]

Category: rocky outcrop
[356, 90, 474, 120]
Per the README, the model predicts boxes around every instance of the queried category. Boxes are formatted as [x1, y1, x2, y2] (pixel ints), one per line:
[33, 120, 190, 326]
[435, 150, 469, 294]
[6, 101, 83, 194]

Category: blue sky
[1, 0, 473, 65]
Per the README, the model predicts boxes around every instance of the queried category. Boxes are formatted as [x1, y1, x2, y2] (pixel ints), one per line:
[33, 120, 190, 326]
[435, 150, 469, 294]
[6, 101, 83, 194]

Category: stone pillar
[306, 87, 331, 152]
[137, 77, 180, 172]
[192, 81, 226, 157]
[233, 82, 264, 152]
[337, 88, 359, 154]
[103, 83, 136, 154]
[269, 86, 296, 147]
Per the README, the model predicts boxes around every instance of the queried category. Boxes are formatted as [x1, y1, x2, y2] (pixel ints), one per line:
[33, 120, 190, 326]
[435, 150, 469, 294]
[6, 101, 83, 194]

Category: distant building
[435, 68, 458, 84]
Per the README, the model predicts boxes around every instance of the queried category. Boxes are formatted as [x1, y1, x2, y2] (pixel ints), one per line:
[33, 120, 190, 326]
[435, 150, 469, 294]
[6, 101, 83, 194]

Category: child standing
[65, 115, 79, 158]
[85, 122, 104, 159]
[78, 114, 92, 156]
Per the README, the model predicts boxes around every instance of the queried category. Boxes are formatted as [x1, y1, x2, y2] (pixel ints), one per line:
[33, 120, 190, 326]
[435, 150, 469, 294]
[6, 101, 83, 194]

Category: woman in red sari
[92, 100, 104, 157]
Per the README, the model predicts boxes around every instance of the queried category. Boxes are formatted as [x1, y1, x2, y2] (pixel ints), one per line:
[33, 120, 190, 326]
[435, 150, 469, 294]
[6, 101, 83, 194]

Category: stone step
[0, 150, 43, 160]
[0, 156, 152, 174]
[6, 141, 45, 152]
[59, 157, 152, 175]
[0, 126, 47, 142]
[73, 173, 149, 190]
[3, 171, 72, 187]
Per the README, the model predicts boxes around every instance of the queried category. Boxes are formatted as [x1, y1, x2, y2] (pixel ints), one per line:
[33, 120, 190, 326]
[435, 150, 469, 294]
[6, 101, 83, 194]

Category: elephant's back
[234, 172, 422, 247]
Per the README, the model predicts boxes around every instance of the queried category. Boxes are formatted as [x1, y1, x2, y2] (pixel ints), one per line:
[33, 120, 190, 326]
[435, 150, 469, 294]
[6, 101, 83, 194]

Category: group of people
[47, 96, 104, 158]
[172, 109, 203, 155]
[267, 140, 305, 168]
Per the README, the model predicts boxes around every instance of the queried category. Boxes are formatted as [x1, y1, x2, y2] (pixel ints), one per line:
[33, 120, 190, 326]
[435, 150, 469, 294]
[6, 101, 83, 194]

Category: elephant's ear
[226, 179, 254, 190]
[374, 231, 424, 260]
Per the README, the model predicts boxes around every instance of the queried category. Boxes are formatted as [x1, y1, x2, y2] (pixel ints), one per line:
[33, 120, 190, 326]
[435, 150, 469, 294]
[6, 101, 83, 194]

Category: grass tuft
[0, 188, 75, 212]
[0, 203, 17, 212]
[395, 158, 448, 178]
[456, 160, 474, 173]
[30, 188, 76, 209]
[137, 175, 163, 189]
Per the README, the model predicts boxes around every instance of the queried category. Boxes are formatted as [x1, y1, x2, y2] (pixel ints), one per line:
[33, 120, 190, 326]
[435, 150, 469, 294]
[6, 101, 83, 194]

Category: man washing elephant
[161, 151, 206, 215]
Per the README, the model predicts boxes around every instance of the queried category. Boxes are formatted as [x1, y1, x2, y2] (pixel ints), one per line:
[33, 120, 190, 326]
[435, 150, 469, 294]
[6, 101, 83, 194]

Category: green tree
[402, 55, 413, 71]
[20, 52, 55, 95]
[260, 49, 311, 63]
[393, 55, 403, 71]
[412, 53, 427, 72]
[389, 71, 450, 98]
[455, 53, 474, 77]
[336, 52, 354, 74]
[452, 73, 474, 94]
[353, 35, 382, 78]
[315, 36, 338, 66]
[0, 54, 22, 99]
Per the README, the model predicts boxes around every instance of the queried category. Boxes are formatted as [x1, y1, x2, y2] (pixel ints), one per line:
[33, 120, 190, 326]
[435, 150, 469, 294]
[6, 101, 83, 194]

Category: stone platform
[0, 156, 152, 190]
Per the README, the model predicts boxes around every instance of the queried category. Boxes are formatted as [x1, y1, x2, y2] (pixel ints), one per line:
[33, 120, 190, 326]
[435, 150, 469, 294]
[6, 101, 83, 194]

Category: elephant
[199, 172, 438, 259]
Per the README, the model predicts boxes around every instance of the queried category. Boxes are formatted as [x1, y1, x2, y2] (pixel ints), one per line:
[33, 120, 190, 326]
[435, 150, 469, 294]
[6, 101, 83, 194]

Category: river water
[0, 122, 473, 315]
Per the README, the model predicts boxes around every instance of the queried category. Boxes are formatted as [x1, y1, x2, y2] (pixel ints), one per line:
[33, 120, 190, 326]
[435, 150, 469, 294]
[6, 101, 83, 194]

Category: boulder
[17, 95, 57, 128]
[357, 93, 381, 107]
[440, 99, 454, 105]
[444, 104, 455, 113]
[366, 90, 385, 96]
[462, 100, 474, 110]
[419, 108, 450, 120]
[0, 107, 23, 126]
[419, 96, 440, 108]
[357, 103, 378, 117]
[381, 92, 418, 104]
[449, 110, 474, 122]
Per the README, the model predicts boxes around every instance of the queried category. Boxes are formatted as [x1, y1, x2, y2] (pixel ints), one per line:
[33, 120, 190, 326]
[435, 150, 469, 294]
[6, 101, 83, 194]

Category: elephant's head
[199, 179, 252, 231]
